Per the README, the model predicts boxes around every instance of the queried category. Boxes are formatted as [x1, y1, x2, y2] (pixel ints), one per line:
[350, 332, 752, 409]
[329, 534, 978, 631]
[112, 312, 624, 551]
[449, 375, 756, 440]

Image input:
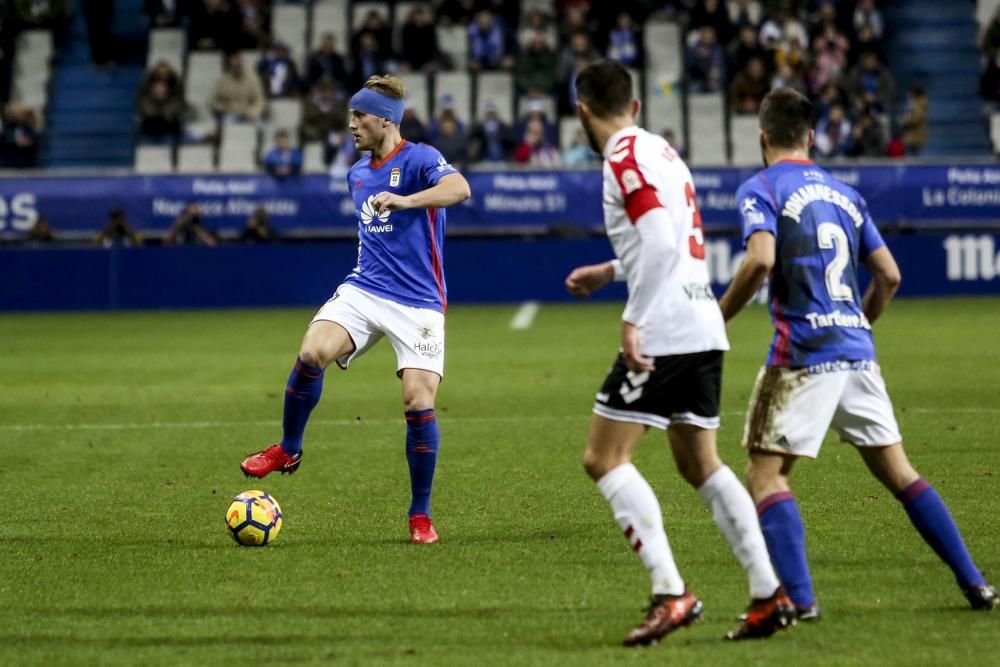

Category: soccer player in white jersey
[239, 75, 471, 545]
[564, 61, 795, 645]
[719, 87, 997, 614]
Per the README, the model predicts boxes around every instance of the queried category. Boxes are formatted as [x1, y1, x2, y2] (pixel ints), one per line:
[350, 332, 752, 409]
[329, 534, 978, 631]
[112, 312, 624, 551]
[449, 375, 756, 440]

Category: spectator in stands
[468, 100, 516, 163]
[814, 80, 844, 118]
[686, 26, 726, 93]
[235, 0, 270, 50]
[241, 206, 272, 243]
[138, 60, 185, 103]
[759, 8, 809, 55]
[1, 103, 41, 168]
[772, 61, 808, 96]
[81, 0, 115, 66]
[188, 0, 241, 53]
[95, 208, 143, 247]
[301, 80, 347, 165]
[518, 9, 556, 51]
[516, 96, 557, 147]
[729, 57, 770, 114]
[165, 202, 218, 246]
[26, 216, 56, 245]
[562, 127, 599, 167]
[847, 104, 885, 158]
[558, 5, 591, 48]
[468, 9, 512, 71]
[351, 10, 393, 62]
[850, 23, 883, 65]
[400, 4, 441, 72]
[689, 0, 734, 46]
[514, 30, 559, 95]
[810, 23, 849, 94]
[306, 34, 349, 93]
[400, 103, 429, 145]
[264, 129, 303, 178]
[607, 13, 640, 67]
[145, 0, 186, 27]
[257, 42, 302, 99]
[729, 25, 766, 78]
[853, 0, 883, 42]
[842, 50, 894, 113]
[210, 53, 265, 123]
[430, 97, 465, 136]
[560, 31, 600, 88]
[351, 32, 386, 89]
[513, 116, 561, 167]
[899, 86, 928, 156]
[981, 50, 1000, 106]
[728, 0, 762, 29]
[137, 80, 186, 144]
[433, 0, 476, 27]
[813, 103, 852, 158]
[428, 111, 468, 167]
[982, 8, 1000, 62]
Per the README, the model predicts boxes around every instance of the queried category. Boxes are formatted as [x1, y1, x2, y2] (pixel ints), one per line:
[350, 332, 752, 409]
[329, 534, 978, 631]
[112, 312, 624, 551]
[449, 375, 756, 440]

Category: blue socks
[405, 409, 440, 517]
[757, 491, 816, 608]
[897, 478, 984, 589]
[279, 357, 324, 455]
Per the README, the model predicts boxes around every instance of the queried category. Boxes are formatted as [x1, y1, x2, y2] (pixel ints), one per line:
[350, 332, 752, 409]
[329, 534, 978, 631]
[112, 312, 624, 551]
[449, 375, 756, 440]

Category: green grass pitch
[2, 298, 998, 666]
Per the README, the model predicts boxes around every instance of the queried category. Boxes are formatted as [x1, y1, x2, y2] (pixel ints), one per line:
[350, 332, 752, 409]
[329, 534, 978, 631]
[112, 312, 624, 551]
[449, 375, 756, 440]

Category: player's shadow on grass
[284, 526, 584, 547]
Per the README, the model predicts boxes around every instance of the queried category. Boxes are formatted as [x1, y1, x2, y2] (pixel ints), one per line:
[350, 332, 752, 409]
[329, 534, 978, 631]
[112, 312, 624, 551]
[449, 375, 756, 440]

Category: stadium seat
[991, 113, 1000, 154]
[398, 72, 431, 124]
[688, 93, 726, 166]
[434, 71, 471, 124]
[558, 116, 582, 151]
[475, 72, 515, 124]
[643, 22, 682, 84]
[272, 4, 308, 68]
[185, 51, 224, 140]
[516, 94, 555, 121]
[351, 1, 390, 30]
[134, 145, 174, 174]
[176, 144, 216, 173]
[219, 121, 259, 172]
[148, 28, 186, 75]
[309, 0, 350, 53]
[260, 99, 302, 159]
[643, 72, 683, 139]
[303, 141, 326, 173]
[437, 25, 468, 70]
[730, 114, 761, 166]
[15, 30, 53, 66]
[11, 75, 48, 109]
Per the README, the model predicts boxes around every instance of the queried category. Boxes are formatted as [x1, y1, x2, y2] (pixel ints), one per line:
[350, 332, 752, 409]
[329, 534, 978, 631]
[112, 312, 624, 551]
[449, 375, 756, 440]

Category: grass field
[2, 298, 999, 666]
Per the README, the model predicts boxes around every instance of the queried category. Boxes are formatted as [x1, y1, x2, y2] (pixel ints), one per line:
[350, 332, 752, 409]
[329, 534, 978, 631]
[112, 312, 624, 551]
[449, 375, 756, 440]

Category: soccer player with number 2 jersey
[719, 87, 997, 614]
[565, 61, 796, 645]
[240, 75, 471, 545]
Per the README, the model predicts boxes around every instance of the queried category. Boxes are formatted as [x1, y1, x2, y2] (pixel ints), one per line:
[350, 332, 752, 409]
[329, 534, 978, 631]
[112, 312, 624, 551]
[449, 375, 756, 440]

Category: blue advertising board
[0, 164, 998, 235]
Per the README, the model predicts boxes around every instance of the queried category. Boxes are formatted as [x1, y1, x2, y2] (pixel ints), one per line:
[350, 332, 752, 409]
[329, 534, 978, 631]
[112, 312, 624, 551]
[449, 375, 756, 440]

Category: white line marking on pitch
[510, 301, 540, 330]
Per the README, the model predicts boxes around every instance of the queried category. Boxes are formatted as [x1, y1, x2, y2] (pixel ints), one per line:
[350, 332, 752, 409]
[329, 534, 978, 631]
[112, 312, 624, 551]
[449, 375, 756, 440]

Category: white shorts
[742, 361, 902, 458]
[311, 283, 445, 377]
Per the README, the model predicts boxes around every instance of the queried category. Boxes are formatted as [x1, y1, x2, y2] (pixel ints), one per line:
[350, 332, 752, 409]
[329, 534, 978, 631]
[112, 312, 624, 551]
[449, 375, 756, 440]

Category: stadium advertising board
[0, 165, 998, 234]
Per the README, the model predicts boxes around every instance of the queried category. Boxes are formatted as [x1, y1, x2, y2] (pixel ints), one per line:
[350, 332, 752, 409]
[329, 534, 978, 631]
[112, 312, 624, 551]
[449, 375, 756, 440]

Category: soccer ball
[225, 490, 283, 546]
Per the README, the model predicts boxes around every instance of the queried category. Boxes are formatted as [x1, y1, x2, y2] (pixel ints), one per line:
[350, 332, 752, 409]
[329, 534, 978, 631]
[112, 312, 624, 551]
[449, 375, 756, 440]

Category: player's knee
[745, 460, 773, 500]
[402, 387, 434, 412]
[297, 348, 326, 370]
[582, 447, 610, 480]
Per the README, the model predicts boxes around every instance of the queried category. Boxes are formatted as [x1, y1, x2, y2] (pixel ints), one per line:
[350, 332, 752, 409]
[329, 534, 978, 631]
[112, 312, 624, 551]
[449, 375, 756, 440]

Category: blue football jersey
[736, 160, 886, 367]
[343, 140, 457, 312]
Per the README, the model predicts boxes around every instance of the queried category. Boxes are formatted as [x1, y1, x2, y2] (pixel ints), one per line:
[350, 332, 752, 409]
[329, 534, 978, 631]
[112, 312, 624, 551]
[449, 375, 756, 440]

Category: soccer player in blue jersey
[240, 75, 471, 544]
[719, 88, 997, 614]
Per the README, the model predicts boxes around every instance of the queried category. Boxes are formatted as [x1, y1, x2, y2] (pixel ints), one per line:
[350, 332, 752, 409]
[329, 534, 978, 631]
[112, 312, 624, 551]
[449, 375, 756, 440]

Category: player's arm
[372, 172, 471, 213]
[860, 245, 901, 324]
[565, 259, 625, 298]
[718, 230, 775, 322]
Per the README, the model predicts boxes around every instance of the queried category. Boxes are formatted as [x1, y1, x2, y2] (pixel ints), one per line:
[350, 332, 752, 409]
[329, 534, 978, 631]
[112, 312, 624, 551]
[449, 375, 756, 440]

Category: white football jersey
[602, 126, 729, 356]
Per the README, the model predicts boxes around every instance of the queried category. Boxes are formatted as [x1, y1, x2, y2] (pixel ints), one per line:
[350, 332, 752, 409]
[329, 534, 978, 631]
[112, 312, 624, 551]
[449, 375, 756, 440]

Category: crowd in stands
[981, 7, 1000, 111]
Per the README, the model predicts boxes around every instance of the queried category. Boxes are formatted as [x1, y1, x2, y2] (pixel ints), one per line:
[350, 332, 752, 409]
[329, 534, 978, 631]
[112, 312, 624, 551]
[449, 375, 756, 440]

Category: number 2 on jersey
[684, 182, 705, 259]
[817, 222, 853, 301]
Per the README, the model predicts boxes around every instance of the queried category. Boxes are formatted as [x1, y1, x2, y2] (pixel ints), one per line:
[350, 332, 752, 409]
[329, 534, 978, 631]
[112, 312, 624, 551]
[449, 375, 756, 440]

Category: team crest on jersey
[360, 195, 391, 226]
[741, 196, 765, 225]
[389, 168, 401, 187]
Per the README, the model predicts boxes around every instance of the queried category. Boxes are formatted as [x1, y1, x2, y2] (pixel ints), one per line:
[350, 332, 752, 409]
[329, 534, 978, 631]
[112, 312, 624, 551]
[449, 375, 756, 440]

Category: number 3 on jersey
[684, 182, 706, 259]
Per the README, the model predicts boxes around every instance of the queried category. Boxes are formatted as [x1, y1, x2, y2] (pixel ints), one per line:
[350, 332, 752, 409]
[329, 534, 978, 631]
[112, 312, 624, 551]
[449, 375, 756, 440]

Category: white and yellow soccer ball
[225, 490, 283, 546]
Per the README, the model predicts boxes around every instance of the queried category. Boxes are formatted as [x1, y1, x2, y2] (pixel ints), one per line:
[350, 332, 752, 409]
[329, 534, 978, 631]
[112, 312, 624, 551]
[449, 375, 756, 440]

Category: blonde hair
[363, 75, 406, 99]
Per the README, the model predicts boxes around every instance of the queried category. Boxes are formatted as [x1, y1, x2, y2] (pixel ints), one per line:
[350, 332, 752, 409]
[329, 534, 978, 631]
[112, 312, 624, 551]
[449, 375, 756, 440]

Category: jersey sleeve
[857, 195, 886, 258]
[736, 176, 778, 248]
[607, 135, 663, 223]
[417, 144, 459, 187]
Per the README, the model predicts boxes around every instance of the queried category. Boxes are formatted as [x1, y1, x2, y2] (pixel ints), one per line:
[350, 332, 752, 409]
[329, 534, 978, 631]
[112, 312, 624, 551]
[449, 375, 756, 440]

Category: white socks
[597, 463, 685, 596]
[697, 465, 781, 599]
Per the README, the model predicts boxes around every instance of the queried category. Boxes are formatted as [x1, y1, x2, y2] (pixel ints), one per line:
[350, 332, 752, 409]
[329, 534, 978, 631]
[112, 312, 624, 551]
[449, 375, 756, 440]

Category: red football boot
[726, 586, 797, 640]
[623, 588, 704, 646]
[240, 445, 301, 478]
[408, 514, 439, 544]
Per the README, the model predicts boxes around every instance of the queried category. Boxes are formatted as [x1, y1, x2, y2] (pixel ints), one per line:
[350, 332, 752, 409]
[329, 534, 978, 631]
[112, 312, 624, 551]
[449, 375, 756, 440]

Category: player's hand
[372, 191, 412, 214]
[621, 321, 654, 373]
[565, 263, 614, 298]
